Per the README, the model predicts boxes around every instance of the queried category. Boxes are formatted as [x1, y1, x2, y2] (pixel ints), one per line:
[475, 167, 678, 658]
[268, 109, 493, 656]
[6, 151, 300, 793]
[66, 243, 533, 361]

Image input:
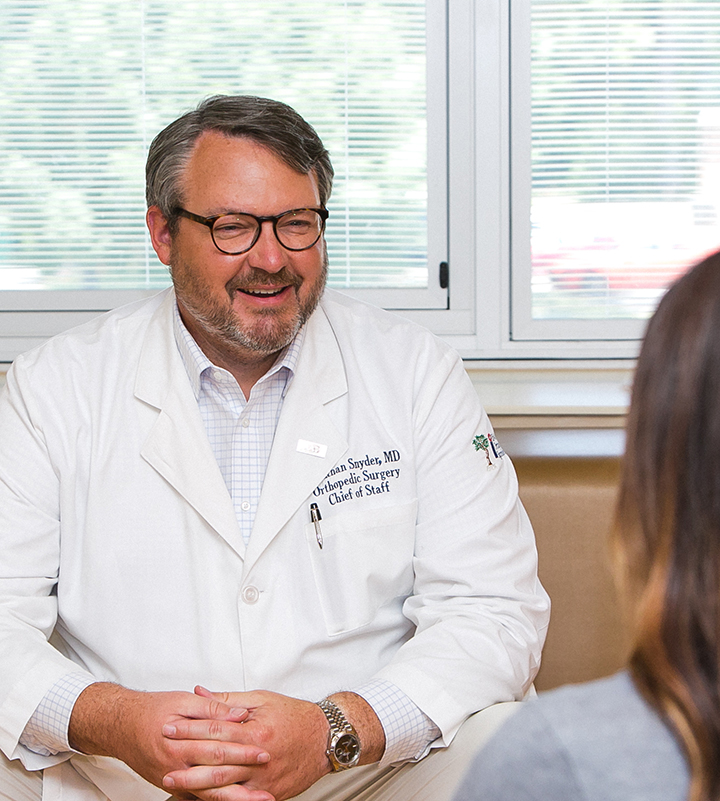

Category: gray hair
[145, 95, 334, 233]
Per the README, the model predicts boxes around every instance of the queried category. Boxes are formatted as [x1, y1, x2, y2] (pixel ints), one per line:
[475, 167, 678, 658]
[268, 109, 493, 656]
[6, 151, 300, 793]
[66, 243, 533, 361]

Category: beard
[170, 246, 328, 358]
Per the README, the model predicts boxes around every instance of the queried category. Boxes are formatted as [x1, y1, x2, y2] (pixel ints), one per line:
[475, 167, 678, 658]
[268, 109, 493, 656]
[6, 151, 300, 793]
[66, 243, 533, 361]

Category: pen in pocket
[310, 502, 323, 549]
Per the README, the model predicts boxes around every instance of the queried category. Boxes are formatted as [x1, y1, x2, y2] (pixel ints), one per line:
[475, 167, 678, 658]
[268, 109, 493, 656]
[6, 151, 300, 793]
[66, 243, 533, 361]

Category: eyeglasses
[174, 207, 329, 255]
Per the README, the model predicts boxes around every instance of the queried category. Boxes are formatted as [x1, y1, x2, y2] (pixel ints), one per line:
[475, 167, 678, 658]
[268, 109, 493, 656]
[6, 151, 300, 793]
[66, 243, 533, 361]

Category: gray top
[453, 671, 689, 801]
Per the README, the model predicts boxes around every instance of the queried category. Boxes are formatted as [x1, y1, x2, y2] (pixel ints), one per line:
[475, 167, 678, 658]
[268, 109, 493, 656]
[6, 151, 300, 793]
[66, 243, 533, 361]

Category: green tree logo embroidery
[473, 434, 494, 468]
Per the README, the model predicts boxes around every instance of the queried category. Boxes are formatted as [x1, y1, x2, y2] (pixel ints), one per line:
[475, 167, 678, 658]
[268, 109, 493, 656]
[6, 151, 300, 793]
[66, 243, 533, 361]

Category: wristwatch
[317, 698, 361, 771]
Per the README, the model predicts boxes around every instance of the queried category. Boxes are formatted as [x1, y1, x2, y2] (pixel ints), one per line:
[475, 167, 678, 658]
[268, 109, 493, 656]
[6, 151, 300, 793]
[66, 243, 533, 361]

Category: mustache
[226, 268, 303, 293]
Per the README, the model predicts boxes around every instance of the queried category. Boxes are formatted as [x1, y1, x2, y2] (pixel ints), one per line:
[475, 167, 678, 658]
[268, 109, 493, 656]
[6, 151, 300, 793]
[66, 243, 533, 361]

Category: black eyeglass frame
[174, 207, 329, 255]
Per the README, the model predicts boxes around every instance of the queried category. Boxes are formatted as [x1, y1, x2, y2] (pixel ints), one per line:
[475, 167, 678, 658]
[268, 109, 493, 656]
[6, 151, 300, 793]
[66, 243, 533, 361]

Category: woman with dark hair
[453, 249, 720, 801]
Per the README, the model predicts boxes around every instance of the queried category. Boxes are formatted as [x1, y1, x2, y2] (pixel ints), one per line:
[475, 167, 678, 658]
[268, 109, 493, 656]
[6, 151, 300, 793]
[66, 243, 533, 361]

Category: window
[3, 0, 718, 363]
[0, 0, 447, 360]
[510, 0, 720, 348]
[436, 0, 720, 361]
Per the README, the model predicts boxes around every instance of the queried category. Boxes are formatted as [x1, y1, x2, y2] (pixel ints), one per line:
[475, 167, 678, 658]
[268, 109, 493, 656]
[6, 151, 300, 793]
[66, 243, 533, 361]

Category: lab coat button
[242, 585, 260, 604]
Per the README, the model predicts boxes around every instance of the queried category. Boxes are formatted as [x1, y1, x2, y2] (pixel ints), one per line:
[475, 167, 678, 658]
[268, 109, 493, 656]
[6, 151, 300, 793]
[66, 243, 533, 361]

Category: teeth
[243, 287, 284, 296]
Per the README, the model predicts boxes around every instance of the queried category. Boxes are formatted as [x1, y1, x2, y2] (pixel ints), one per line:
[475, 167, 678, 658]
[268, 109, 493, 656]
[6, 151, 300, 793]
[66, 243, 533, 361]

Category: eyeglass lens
[212, 209, 324, 253]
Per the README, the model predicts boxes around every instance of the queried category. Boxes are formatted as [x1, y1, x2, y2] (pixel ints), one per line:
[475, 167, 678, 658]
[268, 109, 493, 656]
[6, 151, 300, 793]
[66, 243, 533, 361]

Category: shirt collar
[172, 301, 304, 399]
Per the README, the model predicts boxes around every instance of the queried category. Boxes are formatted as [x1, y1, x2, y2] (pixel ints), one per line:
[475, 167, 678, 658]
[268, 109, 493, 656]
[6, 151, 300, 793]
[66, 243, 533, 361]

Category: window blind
[530, 0, 720, 321]
[0, 1, 427, 294]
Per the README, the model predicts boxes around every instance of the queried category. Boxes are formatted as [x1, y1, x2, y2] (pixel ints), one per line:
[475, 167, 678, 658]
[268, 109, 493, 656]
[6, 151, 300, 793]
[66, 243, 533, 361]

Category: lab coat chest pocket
[304, 500, 417, 636]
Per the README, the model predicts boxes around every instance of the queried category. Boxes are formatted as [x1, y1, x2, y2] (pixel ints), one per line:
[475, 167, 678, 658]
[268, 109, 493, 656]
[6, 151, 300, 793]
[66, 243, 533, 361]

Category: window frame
[404, 0, 645, 362]
[503, 0, 718, 358]
[0, 0, 652, 364]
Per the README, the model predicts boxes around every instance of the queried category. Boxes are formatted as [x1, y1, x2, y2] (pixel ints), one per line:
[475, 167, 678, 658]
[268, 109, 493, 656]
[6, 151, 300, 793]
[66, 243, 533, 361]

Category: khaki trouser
[0, 702, 520, 801]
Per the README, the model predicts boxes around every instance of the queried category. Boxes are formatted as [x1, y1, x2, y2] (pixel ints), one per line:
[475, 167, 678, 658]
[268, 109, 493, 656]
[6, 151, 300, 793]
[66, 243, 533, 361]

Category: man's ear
[146, 206, 173, 266]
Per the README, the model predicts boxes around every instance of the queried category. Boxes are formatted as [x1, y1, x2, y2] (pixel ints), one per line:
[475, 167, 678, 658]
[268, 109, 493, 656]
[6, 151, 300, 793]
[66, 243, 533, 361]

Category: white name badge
[297, 439, 328, 458]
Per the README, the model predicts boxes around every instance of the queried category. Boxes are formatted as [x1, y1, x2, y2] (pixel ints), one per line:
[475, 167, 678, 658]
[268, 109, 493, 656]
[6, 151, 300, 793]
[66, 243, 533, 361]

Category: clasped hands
[69, 683, 333, 801]
[161, 687, 333, 801]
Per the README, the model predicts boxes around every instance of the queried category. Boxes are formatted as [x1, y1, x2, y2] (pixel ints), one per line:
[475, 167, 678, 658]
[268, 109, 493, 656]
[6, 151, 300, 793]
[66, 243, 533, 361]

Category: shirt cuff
[19, 673, 96, 756]
[353, 678, 441, 766]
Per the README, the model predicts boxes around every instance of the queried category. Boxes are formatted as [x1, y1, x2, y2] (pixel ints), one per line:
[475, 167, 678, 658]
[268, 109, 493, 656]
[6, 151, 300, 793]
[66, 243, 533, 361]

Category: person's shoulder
[535, 671, 663, 735]
[456, 672, 689, 801]
[534, 672, 689, 799]
[512, 672, 674, 762]
[320, 288, 440, 339]
[316, 290, 468, 396]
[454, 698, 581, 801]
[12, 289, 171, 375]
[318, 288, 456, 362]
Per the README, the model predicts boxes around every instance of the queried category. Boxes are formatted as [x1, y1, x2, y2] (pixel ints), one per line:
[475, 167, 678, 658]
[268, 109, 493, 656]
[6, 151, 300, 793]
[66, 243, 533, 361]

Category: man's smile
[237, 286, 290, 298]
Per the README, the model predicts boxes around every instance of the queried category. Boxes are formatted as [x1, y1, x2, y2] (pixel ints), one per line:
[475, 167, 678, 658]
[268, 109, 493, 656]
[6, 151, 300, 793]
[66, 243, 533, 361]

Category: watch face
[335, 733, 361, 765]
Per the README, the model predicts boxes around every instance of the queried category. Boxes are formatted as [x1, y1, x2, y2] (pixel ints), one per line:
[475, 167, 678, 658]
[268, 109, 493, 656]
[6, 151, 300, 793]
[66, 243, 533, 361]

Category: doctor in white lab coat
[0, 95, 549, 801]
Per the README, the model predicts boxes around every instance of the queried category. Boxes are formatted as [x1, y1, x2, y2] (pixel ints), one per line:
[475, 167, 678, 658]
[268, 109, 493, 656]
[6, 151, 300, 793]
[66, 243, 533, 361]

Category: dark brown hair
[614, 249, 720, 801]
[145, 95, 334, 233]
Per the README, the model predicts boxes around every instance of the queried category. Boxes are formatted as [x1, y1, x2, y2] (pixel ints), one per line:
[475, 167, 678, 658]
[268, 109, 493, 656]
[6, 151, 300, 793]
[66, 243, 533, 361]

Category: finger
[164, 719, 249, 743]
[194, 685, 232, 704]
[194, 787, 274, 801]
[164, 719, 252, 742]
[164, 764, 262, 792]
[211, 701, 248, 723]
[194, 688, 248, 722]
[164, 738, 270, 767]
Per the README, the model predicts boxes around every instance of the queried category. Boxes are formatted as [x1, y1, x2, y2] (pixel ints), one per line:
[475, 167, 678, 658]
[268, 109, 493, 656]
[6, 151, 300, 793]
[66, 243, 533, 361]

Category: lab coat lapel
[243, 305, 348, 570]
[134, 292, 245, 558]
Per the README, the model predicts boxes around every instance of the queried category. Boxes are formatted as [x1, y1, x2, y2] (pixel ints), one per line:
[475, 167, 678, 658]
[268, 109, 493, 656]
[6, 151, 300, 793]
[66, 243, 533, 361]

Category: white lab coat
[0, 288, 549, 800]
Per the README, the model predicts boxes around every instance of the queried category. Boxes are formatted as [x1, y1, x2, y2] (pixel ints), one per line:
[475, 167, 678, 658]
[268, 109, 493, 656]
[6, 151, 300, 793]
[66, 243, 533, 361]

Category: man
[0, 95, 549, 801]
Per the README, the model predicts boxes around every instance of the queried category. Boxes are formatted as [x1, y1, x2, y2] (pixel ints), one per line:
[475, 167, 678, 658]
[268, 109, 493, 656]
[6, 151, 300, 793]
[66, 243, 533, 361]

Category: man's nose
[247, 220, 285, 272]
